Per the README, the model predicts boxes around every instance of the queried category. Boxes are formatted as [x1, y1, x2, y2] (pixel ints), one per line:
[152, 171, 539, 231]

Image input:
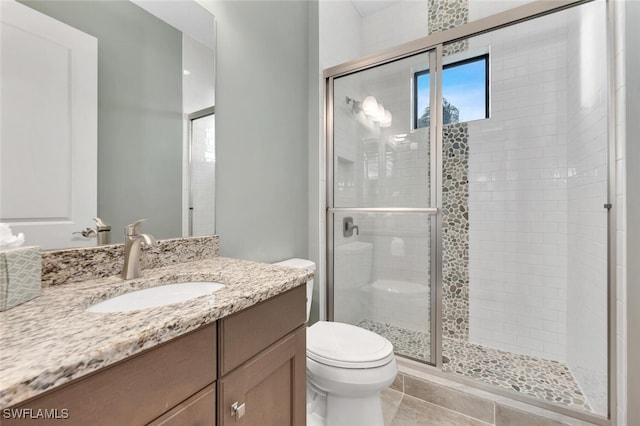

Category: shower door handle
[343, 217, 359, 237]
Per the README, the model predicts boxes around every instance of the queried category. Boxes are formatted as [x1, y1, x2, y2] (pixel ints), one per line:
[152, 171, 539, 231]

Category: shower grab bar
[329, 207, 439, 214]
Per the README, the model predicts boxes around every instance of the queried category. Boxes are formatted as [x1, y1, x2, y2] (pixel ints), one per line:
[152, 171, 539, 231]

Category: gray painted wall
[198, 0, 310, 262]
[20, 0, 183, 243]
[307, 0, 321, 323]
[626, 2, 640, 423]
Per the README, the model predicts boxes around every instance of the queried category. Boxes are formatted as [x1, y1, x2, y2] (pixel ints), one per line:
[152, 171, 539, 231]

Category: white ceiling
[351, 0, 402, 17]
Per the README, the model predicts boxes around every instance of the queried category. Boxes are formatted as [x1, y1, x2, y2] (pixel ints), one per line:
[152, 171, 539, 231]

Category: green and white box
[0, 246, 42, 311]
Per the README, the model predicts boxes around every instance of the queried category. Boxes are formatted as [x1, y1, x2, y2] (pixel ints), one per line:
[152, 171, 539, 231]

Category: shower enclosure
[325, 0, 613, 423]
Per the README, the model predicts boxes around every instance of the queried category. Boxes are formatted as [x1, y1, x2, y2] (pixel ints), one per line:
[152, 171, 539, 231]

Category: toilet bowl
[274, 258, 397, 426]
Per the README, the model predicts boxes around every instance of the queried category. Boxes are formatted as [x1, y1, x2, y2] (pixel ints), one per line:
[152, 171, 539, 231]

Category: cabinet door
[218, 326, 306, 426]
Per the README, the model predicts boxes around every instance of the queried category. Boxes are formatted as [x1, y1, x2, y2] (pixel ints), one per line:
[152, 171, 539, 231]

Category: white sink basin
[86, 281, 225, 313]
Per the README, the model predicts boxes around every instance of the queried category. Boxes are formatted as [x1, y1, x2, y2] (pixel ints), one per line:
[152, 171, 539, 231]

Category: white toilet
[274, 258, 397, 426]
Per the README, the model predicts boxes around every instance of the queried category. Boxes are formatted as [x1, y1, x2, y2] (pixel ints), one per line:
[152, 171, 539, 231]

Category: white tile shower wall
[353, 55, 431, 331]
[332, 48, 432, 292]
[332, 76, 371, 325]
[351, 56, 431, 209]
[358, 213, 431, 331]
[364, 214, 431, 280]
[332, 61, 432, 329]
[467, 14, 570, 362]
[565, 1, 608, 415]
[360, 0, 429, 56]
[189, 115, 216, 237]
[333, 219, 373, 326]
[333, 211, 430, 331]
[360, 5, 432, 333]
[615, 0, 627, 423]
[333, 75, 364, 208]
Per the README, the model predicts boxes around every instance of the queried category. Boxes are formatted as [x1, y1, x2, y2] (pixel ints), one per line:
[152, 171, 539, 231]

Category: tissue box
[0, 246, 42, 311]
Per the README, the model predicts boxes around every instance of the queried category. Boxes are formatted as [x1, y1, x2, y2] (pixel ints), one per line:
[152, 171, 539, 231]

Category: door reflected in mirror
[0, 0, 216, 249]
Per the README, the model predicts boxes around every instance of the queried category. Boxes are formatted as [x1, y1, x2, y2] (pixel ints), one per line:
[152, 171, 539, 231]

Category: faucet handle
[93, 217, 111, 231]
[72, 228, 97, 238]
[124, 219, 148, 236]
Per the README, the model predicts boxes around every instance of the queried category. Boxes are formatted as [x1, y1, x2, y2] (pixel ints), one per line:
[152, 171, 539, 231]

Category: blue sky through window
[415, 55, 488, 127]
[416, 73, 430, 124]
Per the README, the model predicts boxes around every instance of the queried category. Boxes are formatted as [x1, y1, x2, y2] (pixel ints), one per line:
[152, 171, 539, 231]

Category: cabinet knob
[231, 401, 245, 421]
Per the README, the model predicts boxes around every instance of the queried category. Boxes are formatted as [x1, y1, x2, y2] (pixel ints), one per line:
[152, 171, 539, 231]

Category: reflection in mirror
[188, 109, 216, 237]
[0, 0, 215, 249]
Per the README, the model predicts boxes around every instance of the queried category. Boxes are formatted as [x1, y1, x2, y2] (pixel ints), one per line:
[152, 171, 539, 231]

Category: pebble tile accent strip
[428, 0, 469, 33]
[0, 256, 311, 408]
[41, 235, 219, 287]
[358, 320, 592, 413]
[427, 0, 471, 341]
[427, 0, 469, 55]
[441, 123, 470, 339]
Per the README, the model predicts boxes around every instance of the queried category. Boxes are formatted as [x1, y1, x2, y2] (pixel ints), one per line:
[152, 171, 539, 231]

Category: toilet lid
[307, 321, 394, 369]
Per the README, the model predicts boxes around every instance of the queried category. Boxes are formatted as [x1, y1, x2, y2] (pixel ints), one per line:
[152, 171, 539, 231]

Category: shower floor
[357, 319, 592, 413]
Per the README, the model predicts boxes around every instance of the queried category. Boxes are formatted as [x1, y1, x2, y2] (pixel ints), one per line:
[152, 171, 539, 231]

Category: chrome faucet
[93, 217, 111, 245]
[122, 219, 156, 280]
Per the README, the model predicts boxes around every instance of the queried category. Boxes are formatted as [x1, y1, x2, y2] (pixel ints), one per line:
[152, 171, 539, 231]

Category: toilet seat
[307, 321, 394, 369]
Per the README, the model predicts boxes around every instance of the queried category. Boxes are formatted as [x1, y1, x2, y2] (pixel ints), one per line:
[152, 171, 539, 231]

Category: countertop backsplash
[41, 235, 219, 287]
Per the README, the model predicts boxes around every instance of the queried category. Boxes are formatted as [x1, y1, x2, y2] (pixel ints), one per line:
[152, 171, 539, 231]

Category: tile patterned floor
[359, 319, 431, 361]
[359, 320, 592, 413]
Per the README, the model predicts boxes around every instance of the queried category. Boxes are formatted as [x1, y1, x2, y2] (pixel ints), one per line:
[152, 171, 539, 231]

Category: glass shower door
[328, 50, 439, 364]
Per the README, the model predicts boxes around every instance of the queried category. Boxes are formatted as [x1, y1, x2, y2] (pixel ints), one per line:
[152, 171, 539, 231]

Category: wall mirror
[0, 0, 216, 249]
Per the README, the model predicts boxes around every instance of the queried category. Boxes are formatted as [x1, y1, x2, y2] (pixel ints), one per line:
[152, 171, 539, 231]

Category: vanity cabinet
[217, 285, 306, 426]
[3, 285, 306, 426]
[3, 323, 218, 426]
[218, 327, 305, 426]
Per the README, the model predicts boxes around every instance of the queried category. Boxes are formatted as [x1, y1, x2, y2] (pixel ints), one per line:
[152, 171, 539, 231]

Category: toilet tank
[273, 258, 315, 322]
[334, 241, 373, 287]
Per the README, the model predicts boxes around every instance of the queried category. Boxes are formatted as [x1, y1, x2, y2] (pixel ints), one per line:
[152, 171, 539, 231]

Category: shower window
[414, 54, 489, 128]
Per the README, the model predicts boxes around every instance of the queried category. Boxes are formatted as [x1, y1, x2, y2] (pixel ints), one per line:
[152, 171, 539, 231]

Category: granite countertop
[0, 257, 313, 408]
